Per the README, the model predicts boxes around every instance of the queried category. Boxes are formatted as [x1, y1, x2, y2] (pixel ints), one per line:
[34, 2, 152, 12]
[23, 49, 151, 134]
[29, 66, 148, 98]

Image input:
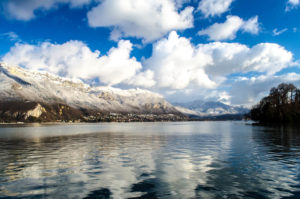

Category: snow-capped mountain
[174, 100, 249, 117]
[0, 63, 184, 122]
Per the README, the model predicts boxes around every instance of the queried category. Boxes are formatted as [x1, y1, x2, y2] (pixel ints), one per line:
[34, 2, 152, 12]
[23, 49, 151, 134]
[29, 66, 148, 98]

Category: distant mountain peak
[174, 100, 249, 117]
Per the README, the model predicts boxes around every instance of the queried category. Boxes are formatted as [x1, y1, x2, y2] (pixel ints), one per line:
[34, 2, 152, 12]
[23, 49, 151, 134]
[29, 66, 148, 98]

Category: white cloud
[1, 0, 92, 21]
[87, 0, 194, 42]
[230, 73, 300, 106]
[273, 28, 288, 36]
[242, 16, 259, 34]
[286, 0, 299, 11]
[164, 73, 300, 106]
[201, 42, 293, 76]
[289, 0, 300, 5]
[144, 31, 216, 89]
[2, 40, 149, 86]
[198, 15, 259, 41]
[198, 15, 243, 40]
[0, 32, 20, 42]
[164, 88, 232, 104]
[174, 0, 191, 8]
[126, 70, 156, 88]
[1, 32, 295, 106]
[143, 35, 294, 104]
[198, 0, 234, 18]
[144, 31, 292, 90]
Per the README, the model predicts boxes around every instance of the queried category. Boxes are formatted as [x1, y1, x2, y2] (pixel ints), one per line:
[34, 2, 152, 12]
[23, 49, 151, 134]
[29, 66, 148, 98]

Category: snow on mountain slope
[174, 100, 249, 116]
[0, 62, 179, 114]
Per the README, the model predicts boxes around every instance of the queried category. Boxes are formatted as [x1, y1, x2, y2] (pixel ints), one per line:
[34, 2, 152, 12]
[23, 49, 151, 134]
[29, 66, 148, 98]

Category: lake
[0, 121, 299, 199]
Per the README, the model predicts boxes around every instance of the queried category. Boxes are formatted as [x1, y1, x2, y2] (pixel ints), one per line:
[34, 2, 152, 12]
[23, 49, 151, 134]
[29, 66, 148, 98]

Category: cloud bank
[149, 31, 292, 84]
[2, 31, 294, 105]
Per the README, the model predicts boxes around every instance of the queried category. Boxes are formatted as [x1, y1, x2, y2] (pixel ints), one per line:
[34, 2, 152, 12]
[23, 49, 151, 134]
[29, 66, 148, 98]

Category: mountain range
[0, 63, 185, 122]
[0, 63, 248, 123]
[174, 100, 249, 118]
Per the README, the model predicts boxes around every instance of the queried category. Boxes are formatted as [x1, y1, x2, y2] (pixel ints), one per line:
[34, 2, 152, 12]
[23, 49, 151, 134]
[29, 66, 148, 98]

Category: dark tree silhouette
[250, 83, 300, 123]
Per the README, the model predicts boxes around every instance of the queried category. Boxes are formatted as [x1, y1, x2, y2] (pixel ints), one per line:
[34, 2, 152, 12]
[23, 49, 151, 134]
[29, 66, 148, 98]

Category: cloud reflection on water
[0, 122, 299, 199]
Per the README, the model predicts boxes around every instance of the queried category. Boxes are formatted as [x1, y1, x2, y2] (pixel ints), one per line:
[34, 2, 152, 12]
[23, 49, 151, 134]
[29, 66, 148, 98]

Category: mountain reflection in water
[0, 122, 299, 199]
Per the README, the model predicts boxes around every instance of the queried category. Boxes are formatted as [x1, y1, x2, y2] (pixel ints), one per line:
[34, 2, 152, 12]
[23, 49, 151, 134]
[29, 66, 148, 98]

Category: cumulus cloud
[230, 73, 300, 106]
[2, 40, 151, 86]
[242, 16, 259, 34]
[201, 42, 293, 76]
[87, 0, 194, 42]
[198, 15, 259, 41]
[126, 70, 156, 88]
[286, 0, 299, 11]
[144, 31, 216, 89]
[1, 0, 92, 21]
[144, 31, 292, 90]
[198, 0, 234, 18]
[1, 32, 295, 105]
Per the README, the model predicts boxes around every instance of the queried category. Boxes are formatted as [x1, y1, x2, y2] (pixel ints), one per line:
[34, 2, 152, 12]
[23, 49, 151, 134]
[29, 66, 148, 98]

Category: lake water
[0, 121, 299, 199]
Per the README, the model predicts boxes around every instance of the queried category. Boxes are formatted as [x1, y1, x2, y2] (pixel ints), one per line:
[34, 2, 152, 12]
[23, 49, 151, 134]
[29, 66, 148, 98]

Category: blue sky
[1, 0, 300, 106]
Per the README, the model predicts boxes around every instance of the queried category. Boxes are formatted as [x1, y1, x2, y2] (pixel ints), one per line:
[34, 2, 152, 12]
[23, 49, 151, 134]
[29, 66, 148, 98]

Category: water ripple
[0, 122, 299, 198]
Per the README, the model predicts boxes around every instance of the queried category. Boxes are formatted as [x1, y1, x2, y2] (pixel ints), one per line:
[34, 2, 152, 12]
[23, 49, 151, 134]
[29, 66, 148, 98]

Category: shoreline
[0, 119, 248, 126]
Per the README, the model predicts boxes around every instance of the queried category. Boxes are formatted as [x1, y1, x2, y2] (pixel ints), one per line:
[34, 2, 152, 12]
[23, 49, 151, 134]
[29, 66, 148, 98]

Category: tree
[250, 83, 300, 123]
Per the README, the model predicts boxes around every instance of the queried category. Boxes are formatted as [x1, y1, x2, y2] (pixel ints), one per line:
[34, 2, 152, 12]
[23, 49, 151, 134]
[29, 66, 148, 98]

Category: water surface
[0, 121, 299, 199]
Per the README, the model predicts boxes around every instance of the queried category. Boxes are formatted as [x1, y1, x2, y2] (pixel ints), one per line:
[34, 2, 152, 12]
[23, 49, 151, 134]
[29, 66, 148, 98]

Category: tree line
[250, 83, 300, 123]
